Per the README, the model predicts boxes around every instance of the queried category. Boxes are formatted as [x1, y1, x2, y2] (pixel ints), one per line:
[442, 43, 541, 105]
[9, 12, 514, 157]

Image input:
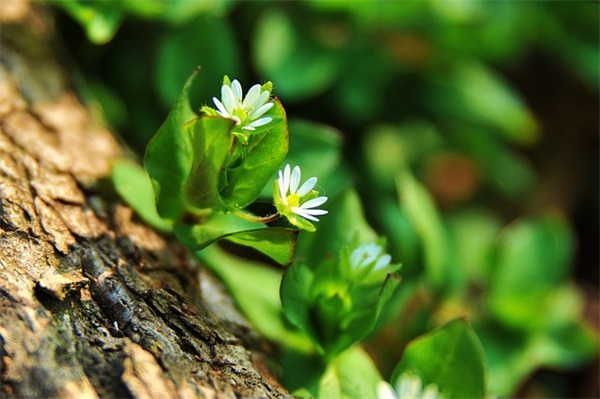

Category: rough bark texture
[0, 3, 288, 398]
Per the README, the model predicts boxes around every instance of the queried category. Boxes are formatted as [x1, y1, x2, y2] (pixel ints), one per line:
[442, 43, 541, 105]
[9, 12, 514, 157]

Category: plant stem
[234, 210, 280, 224]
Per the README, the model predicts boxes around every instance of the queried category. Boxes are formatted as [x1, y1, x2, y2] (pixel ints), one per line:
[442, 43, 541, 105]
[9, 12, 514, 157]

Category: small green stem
[234, 210, 280, 224]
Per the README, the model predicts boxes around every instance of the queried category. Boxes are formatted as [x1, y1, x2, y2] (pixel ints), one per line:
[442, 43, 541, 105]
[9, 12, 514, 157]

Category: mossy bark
[0, 3, 287, 398]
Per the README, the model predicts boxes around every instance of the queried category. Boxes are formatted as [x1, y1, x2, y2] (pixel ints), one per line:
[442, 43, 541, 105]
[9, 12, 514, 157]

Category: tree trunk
[0, 3, 288, 398]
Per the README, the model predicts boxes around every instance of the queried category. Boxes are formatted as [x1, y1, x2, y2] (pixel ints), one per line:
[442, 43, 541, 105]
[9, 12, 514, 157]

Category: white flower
[212, 78, 274, 131]
[377, 381, 398, 399]
[274, 164, 328, 231]
[350, 243, 392, 272]
[377, 372, 443, 399]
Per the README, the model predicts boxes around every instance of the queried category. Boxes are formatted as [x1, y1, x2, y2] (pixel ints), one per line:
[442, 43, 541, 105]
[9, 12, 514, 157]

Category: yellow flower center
[232, 108, 248, 125]
[287, 193, 300, 208]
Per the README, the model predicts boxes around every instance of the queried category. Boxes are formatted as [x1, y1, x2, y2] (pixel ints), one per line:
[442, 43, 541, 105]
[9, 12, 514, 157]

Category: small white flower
[393, 372, 443, 399]
[212, 78, 274, 131]
[274, 164, 328, 231]
[377, 381, 398, 399]
[350, 243, 392, 272]
[396, 372, 423, 398]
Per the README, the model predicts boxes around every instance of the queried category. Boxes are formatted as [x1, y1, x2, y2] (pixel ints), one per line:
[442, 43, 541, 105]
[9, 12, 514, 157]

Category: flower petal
[278, 171, 288, 202]
[422, 384, 441, 399]
[300, 196, 328, 209]
[350, 248, 363, 269]
[243, 84, 261, 108]
[249, 90, 270, 110]
[213, 97, 229, 117]
[291, 207, 320, 222]
[374, 254, 391, 271]
[231, 79, 243, 102]
[247, 116, 272, 128]
[297, 177, 317, 196]
[396, 373, 422, 398]
[241, 125, 256, 131]
[301, 209, 328, 216]
[366, 243, 382, 259]
[376, 382, 398, 399]
[290, 166, 301, 194]
[250, 102, 274, 119]
[222, 84, 236, 112]
[282, 164, 291, 196]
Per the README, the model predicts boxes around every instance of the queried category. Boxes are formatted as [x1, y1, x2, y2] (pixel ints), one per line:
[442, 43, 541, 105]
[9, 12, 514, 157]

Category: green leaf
[198, 245, 312, 352]
[392, 319, 487, 398]
[112, 160, 173, 233]
[52, 0, 231, 45]
[474, 321, 531, 397]
[531, 320, 599, 370]
[144, 69, 198, 221]
[174, 214, 296, 264]
[259, 119, 350, 200]
[174, 213, 258, 249]
[428, 62, 539, 145]
[280, 351, 327, 396]
[453, 128, 536, 200]
[560, 38, 600, 90]
[371, 197, 421, 279]
[156, 17, 242, 108]
[282, 260, 401, 358]
[295, 188, 377, 267]
[280, 262, 317, 345]
[488, 214, 575, 329]
[315, 347, 383, 399]
[51, 0, 124, 44]
[397, 172, 450, 291]
[329, 274, 400, 356]
[333, 47, 391, 124]
[126, 0, 231, 23]
[253, 9, 342, 101]
[364, 122, 442, 193]
[220, 99, 289, 209]
[446, 207, 502, 290]
[225, 227, 298, 265]
[476, 317, 598, 397]
[183, 116, 234, 212]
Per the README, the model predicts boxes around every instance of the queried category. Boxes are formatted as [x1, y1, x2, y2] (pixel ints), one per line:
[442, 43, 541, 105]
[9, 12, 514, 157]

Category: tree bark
[0, 3, 288, 398]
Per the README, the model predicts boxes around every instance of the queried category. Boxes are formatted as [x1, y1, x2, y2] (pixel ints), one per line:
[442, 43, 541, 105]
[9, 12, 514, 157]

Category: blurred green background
[51, 0, 599, 397]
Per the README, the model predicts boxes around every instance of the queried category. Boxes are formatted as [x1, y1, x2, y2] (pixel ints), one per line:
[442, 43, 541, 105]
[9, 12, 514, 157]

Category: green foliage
[280, 348, 383, 399]
[259, 119, 350, 199]
[254, 9, 343, 101]
[197, 245, 312, 352]
[220, 99, 288, 209]
[427, 61, 539, 145]
[311, 347, 383, 399]
[397, 172, 450, 291]
[391, 319, 487, 398]
[475, 215, 599, 396]
[156, 17, 242, 109]
[122, 69, 294, 262]
[281, 241, 401, 359]
[446, 207, 502, 290]
[488, 215, 574, 329]
[477, 318, 598, 397]
[174, 216, 296, 265]
[112, 160, 173, 233]
[295, 189, 377, 267]
[145, 72, 288, 218]
[55, 1, 599, 397]
[51, 0, 125, 44]
[51, 0, 231, 44]
[144, 68, 197, 221]
[183, 116, 235, 212]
